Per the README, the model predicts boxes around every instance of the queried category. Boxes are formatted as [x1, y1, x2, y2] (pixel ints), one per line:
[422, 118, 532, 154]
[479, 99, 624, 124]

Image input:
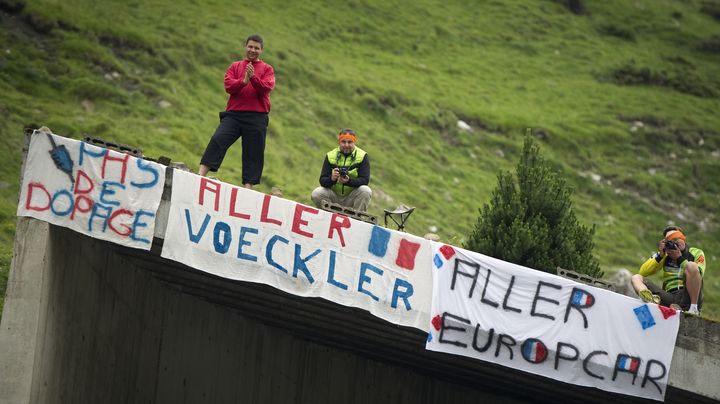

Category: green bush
[465, 135, 602, 278]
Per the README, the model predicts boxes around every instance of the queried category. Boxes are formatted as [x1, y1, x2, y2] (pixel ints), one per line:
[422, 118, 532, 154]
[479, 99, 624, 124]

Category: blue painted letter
[266, 235, 289, 274]
[237, 227, 258, 262]
[131, 210, 154, 244]
[99, 181, 125, 207]
[88, 203, 112, 232]
[213, 221, 232, 254]
[391, 278, 414, 310]
[184, 209, 210, 243]
[131, 159, 160, 189]
[358, 262, 383, 302]
[292, 244, 320, 284]
[326, 250, 348, 290]
[79, 141, 107, 166]
[50, 189, 74, 216]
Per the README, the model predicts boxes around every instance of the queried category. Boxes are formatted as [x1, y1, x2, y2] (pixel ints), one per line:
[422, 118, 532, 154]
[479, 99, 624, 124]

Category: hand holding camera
[331, 167, 346, 182]
[337, 167, 351, 184]
[663, 239, 679, 251]
[661, 239, 682, 260]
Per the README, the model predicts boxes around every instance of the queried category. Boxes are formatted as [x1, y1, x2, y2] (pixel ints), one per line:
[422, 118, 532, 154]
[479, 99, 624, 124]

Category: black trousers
[644, 279, 703, 311]
[200, 111, 269, 184]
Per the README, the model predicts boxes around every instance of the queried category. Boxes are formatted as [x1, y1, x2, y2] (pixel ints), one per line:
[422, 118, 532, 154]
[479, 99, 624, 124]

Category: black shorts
[200, 111, 269, 184]
[643, 279, 703, 311]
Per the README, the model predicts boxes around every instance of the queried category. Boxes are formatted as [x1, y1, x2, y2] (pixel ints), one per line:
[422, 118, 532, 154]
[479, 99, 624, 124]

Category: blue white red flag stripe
[571, 289, 594, 306]
[522, 339, 547, 363]
[618, 355, 640, 372]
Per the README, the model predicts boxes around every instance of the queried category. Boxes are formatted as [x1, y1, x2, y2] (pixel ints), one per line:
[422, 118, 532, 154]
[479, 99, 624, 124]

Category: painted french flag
[433, 244, 456, 269]
[367, 226, 421, 270]
[617, 355, 640, 372]
[521, 339, 547, 363]
[571, 289, 594, 306]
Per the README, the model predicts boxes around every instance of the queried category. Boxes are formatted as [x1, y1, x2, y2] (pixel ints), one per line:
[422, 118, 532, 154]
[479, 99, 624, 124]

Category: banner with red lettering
[426, 243, 679, 401]
[160, 170, 432, 330]
[17, 131, 166, 250]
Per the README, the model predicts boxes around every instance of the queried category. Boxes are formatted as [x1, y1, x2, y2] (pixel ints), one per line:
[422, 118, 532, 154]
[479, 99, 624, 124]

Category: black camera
[338, 167, 349, 177]
[663, 239, 679, 251]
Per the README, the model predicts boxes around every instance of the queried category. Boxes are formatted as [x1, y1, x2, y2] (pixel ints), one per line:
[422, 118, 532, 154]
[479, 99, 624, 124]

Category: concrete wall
[2, 217, 719, 404]
[0, 218, 50, 403]
[669, 314, 720, 400]
[0, 221, 527, 404]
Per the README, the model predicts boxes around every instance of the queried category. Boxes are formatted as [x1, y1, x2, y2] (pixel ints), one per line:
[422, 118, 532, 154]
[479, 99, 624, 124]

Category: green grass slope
[1, 0, 719, 318]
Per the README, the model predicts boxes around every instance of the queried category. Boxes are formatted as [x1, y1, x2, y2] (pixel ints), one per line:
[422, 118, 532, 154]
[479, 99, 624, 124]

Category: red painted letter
[229, 187, 251, 219]
[71, 170, 95, 219]
[74, 170, 94, 195]
[260, 194, 282, 226]
[108, 209, 133, 236]
[71, 196, 94, 220]
[25, 182, 51, 211]
[292, 204, 318, 238]
[199, 178, 221, 212]
[327, 213, 351, 247]
[102, 151, 129, 184]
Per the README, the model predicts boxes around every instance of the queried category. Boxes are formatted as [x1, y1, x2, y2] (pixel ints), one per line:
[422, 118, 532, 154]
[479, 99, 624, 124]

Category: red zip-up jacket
[223, 59, 275, 113]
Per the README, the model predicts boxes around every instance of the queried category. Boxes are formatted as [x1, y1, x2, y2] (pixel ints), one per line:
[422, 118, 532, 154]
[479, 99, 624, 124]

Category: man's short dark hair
[246, 34, 264, 48]
[663, 226, 682, 237]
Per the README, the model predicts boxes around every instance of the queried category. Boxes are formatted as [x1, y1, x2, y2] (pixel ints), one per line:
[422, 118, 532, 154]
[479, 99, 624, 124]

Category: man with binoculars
[631, 226, 705, 315]
[311, 128, 372, 212]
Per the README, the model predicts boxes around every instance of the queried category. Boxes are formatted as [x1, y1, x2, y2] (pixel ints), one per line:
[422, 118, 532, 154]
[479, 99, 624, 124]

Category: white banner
[161, 170, 432, 330]
[17, 131, 166, 250]
[426, 243, 679, 401]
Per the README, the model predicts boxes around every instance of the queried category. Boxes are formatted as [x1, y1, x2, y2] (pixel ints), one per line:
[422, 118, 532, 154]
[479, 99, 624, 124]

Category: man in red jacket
[199, 34, 275, 189]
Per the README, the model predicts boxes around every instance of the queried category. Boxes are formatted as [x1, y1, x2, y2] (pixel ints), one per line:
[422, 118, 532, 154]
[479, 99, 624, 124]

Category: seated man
[311, 128, 372, 212]
[631, 226, 705, 315]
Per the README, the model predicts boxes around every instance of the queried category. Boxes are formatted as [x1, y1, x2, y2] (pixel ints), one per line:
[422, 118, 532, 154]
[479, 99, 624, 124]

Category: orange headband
[338, 132, 356, 142]
[665, 230, 686, 241]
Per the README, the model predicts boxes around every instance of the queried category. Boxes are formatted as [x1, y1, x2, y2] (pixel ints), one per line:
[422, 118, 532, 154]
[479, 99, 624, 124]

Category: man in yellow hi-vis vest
[631, 226, 705, 315]
[311, 128, 372, 212]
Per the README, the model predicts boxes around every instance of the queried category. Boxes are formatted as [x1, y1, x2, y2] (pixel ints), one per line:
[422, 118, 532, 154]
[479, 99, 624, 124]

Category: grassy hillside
[1, 0, 719, 318]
